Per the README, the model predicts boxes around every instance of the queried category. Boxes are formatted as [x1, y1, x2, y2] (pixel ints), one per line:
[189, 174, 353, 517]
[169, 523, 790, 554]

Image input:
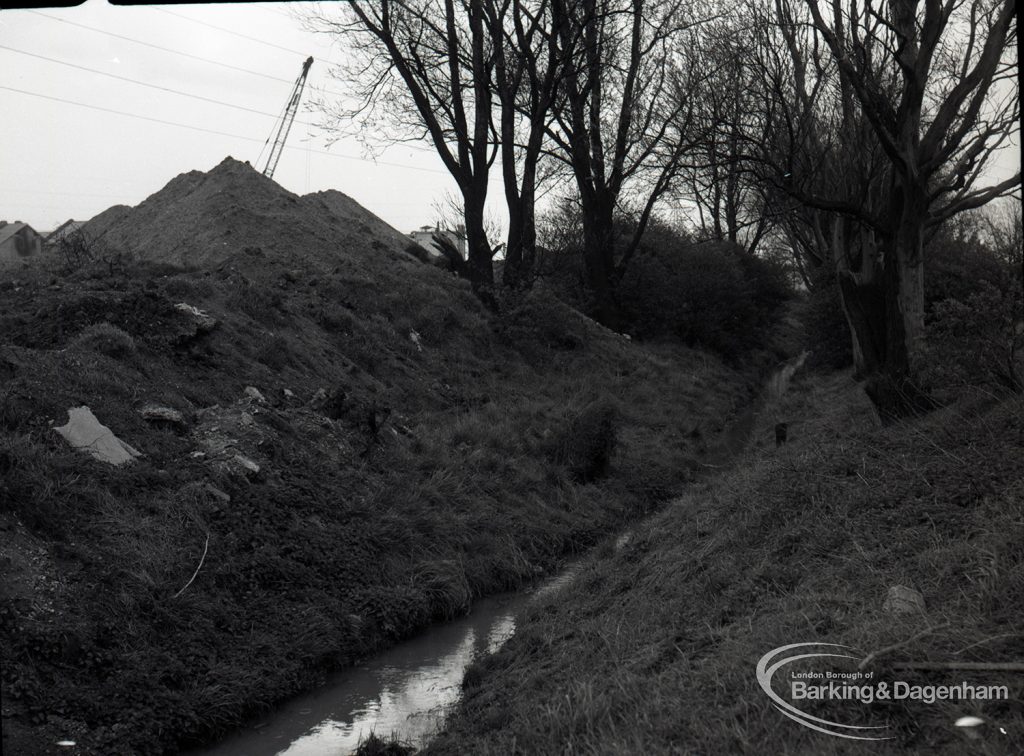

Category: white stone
[54, 407, 140, 465]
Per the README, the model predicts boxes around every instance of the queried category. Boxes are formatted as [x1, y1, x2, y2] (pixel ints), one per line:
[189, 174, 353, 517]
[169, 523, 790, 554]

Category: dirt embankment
[425, 376, 1024, 756]
[1, 158, 759, 755]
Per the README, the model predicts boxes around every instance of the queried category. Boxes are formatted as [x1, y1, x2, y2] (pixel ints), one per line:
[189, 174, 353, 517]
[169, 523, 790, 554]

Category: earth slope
[1, 158, 753, 755]
[82, 156, 421, 275]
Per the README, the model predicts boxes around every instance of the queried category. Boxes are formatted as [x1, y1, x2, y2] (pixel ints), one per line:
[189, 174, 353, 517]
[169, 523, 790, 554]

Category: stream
[188, 570, 578, 756]
[191, 353, 807, 756]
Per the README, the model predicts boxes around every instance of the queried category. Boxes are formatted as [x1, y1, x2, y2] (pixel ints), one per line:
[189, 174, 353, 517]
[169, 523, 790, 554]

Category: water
[192, 357, 804, 756]
[190, 570, 577, 756]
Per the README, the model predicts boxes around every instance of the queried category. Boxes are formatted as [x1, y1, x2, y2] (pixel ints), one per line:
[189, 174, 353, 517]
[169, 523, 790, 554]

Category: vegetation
[310, 0, 1017, 419]
[0, 238, 755, 754]
[2, 1, 1018, 753]
[427, 376, 1024, 755]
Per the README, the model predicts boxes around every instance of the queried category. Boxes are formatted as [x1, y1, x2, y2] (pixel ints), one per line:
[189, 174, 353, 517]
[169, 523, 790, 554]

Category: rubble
[54, 406, 141, 465]
[139, 404, 187, 431]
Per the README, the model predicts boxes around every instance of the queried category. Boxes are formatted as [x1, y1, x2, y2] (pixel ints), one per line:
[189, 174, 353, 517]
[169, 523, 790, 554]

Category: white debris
[244, 386, 266, 404]
[232, 454, 260, 475]
[174, 302, 217, 332]
[54, 407, 140, 465]
[954, 716, 985, 728]
[882, 585, 926, 615]
[139, 404, 186, 429]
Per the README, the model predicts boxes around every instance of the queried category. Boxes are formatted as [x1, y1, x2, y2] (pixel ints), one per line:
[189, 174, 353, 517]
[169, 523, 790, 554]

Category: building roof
[0, 222, 38, 248]
[45, 219, 84, 243]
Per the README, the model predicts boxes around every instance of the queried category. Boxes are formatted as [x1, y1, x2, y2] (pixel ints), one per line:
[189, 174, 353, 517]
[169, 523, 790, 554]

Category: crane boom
[262, 56, 313, 179]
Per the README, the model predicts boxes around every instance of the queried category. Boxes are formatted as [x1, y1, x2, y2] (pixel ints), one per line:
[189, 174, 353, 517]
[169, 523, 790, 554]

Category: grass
[0, 255, 757, 755]
[425, 376, 1024, 755]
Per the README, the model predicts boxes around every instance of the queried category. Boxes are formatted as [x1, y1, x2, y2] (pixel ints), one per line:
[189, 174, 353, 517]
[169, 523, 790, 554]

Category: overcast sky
[1, 1, 1019, 238]
[0, 0, 483, 233]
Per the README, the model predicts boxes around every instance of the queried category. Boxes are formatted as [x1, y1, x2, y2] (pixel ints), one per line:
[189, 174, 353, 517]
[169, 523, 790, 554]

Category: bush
[618, 240, 790, 359]
[803, 268, 854, 370]
[920, 228, 1023, 396]
[921, 278, 1023, 395]
[255, 334, 296, 371]
[553, 398, 618, 483]
[353, 732, 415, 756]
[925, 227, 1011, 309]
[69, 323, 136, 359]
[496, 288, 587, 355]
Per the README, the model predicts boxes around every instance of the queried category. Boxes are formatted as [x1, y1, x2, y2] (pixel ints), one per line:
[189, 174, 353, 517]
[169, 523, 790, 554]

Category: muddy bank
[423, 378, 1024, 755]
[190, 358, 806, 756]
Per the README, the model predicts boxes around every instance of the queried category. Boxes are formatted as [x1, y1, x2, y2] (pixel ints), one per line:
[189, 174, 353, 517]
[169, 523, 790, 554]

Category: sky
[0, 1, 1019, 238]
[0, 1, 481, 234]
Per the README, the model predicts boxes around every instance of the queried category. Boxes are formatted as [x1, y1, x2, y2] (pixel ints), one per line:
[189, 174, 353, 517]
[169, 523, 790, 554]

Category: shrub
[256, 334, 296, 371]
[496, 288, 587, 354]
[227, 280, 283, 323]
[921, 278, 1023, 395]
[925, 227, 1011, 309]
[920, 228, 1022, 396]
[803, 268, 854, 370]
[553, 398, 618, 483]
[353, 732, 415, 756]
[70, 323, 136, 359]
[618, 240, 791, 359]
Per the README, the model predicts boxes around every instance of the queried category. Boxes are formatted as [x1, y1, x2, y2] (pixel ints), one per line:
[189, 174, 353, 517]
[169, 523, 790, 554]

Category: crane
[261, 56, 314, 179]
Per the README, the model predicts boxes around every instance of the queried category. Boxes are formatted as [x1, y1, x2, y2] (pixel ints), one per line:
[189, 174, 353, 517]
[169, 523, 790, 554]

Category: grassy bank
[425, 375, 1024, 755]
[0, 239, 756, 755]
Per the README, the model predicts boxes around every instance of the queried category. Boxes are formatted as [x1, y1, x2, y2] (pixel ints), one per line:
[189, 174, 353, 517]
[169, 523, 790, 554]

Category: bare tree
[738, 0, 1017, 414]
[544, 0, 707, 325]
[799, 0, 1020, 413]
[483, 0, 565, 287]
[677, 20, 776, 253]
[306, 1, 498, 290]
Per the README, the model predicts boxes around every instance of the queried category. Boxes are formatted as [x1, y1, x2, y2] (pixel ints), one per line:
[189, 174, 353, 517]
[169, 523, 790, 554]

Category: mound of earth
[0, 157, 756, 756]
[81, 157, 421, 275]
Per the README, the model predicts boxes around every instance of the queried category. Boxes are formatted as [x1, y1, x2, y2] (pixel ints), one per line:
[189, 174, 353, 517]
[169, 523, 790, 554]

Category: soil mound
[81, 157, 419, 274]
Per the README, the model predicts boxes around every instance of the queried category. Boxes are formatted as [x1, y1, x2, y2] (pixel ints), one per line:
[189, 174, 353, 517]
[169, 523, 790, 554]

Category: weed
[553, 398, 618, 483]
[353, 731, 416, 756]
[69, 323, 137, 359]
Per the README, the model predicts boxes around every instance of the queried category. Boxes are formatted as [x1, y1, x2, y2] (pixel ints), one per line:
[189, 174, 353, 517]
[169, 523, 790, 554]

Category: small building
[0, 221, 43, 268]
[45, 219, 85, 248]
[409, 224, 467, 261]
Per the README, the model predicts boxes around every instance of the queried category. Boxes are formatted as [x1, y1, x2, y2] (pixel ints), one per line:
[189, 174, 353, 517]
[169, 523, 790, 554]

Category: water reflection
[193, 588, 529, 756]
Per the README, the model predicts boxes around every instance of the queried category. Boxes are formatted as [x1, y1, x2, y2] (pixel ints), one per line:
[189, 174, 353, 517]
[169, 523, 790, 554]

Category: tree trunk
[463, 188, 494, 290]
[832, 216, 930, 421]
[580, 189, 620, 327]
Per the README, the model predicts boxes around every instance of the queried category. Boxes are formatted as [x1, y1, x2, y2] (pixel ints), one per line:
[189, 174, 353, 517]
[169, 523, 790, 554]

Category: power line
[24, 9, 437, 158]
[26, 10, 350, 100]
[0, 84, 273, 142]
[27, 11, 292, 85]
[0, 84, 497, 180]
[0, 44, 318, 126]
[150, 6, 346, 67]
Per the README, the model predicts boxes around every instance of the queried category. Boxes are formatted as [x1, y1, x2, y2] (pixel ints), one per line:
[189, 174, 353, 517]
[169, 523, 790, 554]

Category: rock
[54, 407, 141, 465]
[174, 302, 217, 332]
[139, 404, 187, 431]
[283, 388, 295, 399]
[172, 302, 218, 344]
[311, 387, 328, 406]
[243, 386, 266, 404]
[409, 329, 423, 351]
[204, 484, 231, 503]
[240, 411, 255, 426]
[232, 454, 260, 475]
[883, 585, 926, 615]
